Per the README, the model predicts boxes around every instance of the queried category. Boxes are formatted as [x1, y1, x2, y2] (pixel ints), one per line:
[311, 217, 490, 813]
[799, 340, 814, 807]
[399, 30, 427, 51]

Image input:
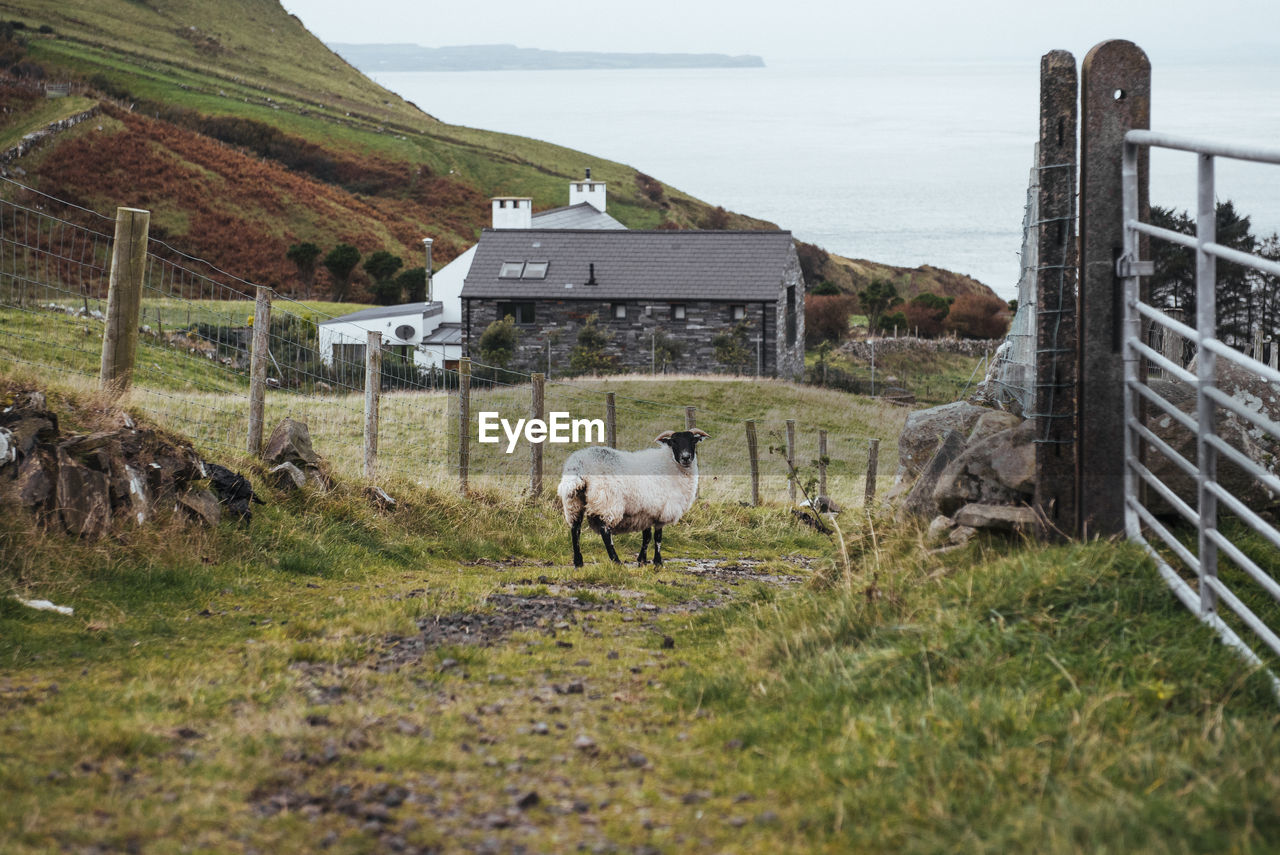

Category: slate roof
[531, 203, 626, 230]
[422, 322, 462, 345]
[319, 301, 442, 325]
[461, 229, 796, 302]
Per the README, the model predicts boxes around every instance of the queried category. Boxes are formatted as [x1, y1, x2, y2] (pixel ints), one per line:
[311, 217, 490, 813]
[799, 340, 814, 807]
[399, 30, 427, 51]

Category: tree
[650, 330, 683, 373]
[809, 280, 841, 296]
[711, 321, 751, 373]
[285, 241, 321, 298]
[397, 267, 427, 303]
[323, 243, 361, 301]
[857, 278, 903, 332]
[944, 293, 1011, 339]
[903, 292, 952, 338]
[805, 294, 857, 347]
[477, 315, 520, 369]
[364, 250, 405, 306]
[568, 314, 618, 375]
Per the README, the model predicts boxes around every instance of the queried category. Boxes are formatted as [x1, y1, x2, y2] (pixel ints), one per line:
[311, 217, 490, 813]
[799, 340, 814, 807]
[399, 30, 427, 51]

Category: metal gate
[1120, 130, 1280, 675]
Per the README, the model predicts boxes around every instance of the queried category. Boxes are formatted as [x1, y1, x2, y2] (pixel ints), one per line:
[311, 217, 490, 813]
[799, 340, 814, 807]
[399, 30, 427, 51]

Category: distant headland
[329, 43, 766, 72]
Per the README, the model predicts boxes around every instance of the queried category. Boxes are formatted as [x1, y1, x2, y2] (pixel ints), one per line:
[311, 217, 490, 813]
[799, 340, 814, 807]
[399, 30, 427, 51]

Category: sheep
[557, 428, 709, 568]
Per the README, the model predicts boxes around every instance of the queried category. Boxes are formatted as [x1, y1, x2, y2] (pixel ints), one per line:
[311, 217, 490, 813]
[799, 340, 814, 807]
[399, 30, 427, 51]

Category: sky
[280, 0, 1280, 65]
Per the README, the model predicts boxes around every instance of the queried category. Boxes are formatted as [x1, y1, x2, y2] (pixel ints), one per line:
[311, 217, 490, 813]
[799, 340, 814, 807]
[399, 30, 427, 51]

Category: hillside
[0, 0, 999, 303]
[331, 43, 766, 72]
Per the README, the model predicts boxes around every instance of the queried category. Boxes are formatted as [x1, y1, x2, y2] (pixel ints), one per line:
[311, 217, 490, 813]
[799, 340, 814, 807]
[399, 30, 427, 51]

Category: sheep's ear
[654, 430, 675, 445]
[690, 428, 710, 442]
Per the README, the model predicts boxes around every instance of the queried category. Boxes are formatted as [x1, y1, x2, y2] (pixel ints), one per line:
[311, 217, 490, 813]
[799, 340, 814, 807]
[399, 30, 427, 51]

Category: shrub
[712, 321, 752, 373]
[809, 280, 841, 296]
[477, 316, 520, 370]
[568, 314, 617, 375]
[857, 278, 903, 332]
[944, 293, 1012, 339]
[805, 295, 857, 347]
[903, 292, 952, 338]
[398, 267, 426, 303]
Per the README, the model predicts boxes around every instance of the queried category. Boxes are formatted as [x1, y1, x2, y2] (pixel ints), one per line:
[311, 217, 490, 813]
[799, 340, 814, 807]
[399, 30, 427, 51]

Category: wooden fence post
[818, 429, 828, 499]
[865, 438, 880, 506]
[99, 207, 150, 395]
[246, 285, 272, 455]
[785, 418, 796, 503]
[685, 406, 696, 431]
[531, 372, 545, 496]
[1079, 40, 1150, 537]
[458, 357, 471, 495]
[1033, 49, 1081, 538]
[605, 392, 617, 448]
[363, 330, 381, 482]
[746, 420, 760, 507]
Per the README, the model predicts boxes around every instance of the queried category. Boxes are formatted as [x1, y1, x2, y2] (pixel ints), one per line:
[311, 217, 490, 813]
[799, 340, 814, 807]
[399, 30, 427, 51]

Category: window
[785, 286, 797, 346]
[499, 261, 524, 278]
[523, 261, 549, 279]
[612, 303, 628, 320]
[731, 304, 746, 321]
[671, 304, 686, 321]
[498, 301, 536, 325]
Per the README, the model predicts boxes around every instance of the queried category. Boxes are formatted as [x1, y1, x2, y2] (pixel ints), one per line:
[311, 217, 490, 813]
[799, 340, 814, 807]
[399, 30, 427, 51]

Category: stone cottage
[459, 229, 806, 378]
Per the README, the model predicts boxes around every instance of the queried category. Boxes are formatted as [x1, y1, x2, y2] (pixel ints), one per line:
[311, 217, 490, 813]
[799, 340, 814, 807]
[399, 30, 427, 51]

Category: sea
[371, 58, 1280, 299]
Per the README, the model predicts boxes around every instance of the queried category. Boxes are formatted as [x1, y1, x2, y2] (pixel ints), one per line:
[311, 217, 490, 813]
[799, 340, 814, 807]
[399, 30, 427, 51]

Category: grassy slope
[1, 375, 1276, 853]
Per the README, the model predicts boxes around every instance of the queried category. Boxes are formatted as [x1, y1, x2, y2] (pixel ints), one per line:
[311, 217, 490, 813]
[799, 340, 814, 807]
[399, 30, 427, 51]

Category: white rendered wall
[431, 245, 475, 324]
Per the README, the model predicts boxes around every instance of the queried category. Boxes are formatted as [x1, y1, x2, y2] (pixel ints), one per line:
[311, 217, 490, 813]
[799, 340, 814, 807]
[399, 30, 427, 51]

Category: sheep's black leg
[570, 511, 585, 568]
[637, 528, 652, 565]
[653, 526, 664, 567]
[598, 523, 623, 565]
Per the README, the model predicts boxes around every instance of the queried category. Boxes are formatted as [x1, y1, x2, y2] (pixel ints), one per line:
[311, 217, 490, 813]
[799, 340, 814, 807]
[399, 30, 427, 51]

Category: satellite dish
[394, 324, 416, 341]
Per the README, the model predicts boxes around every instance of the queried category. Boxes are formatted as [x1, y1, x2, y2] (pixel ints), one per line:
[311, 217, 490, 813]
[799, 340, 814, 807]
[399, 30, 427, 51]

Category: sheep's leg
[653, 525, 664, 567]
[637, 528, 651, 565]
[570, 512, 585, 568]
[597, 523, 623, 565]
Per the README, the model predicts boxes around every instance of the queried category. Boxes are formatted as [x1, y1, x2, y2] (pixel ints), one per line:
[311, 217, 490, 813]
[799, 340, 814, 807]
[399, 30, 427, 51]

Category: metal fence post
[246, 285, 273, 455]
[1079, 39, 1150, 537]
[364, 330, 382, 482]
[865, 438, 880, 506]
[531, 372, 545, 496]
[1033, 50, 1079, 537]
[606, 392, 617, 448]
[786, 418, 796, 503]
[746, 420, 760, 507]
[458, 357, 471, 495]
[99, 207, 150, 395]
[1195, 153, 1219, 613]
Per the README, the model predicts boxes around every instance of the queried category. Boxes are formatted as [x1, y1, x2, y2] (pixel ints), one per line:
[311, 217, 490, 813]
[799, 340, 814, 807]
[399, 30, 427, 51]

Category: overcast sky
[281, 0, 1280, 64]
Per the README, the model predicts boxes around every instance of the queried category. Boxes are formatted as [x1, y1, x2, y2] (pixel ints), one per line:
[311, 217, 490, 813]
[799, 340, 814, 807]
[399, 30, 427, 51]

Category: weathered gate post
[246, 285, 273, 455]
[1078, 40, 1150, 537]
[99, 207, 150, 395]
[363, 330, 381, 481]
[1033, 50, 1079, 538]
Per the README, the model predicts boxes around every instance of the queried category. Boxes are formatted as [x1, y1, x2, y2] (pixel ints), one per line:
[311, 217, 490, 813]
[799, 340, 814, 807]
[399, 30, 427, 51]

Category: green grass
[810, 344, 989, 406]
[0, 93, 97, 151]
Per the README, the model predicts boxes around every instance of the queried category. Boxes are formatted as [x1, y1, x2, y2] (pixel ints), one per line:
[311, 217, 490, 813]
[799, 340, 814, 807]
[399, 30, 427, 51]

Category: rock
[953, 503, 1038, 531]
[205, 463, 262, 524]
[926, 515, 954, 543]
[268, 461, 306, 491]
[932, 420, 1036, 516]
[176, 488, 222, 527]
[0, 428, 14, 467]
[948, 525, 979, 545]
[898, 429, 967, 520]
[515, 791, 540, 810]
[55, 448, 111, 538]
[968, 410, 1023, 444]
[898, 402, 992, 478]
[16, 452, 56, 510]
[573, 734, 596, 752]
[262, 419, 319, 467]
[364, 485, 396, 510]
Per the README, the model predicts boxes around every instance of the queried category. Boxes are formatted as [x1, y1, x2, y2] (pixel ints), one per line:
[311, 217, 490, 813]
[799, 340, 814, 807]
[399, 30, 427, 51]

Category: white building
[318, 170, 622, 373]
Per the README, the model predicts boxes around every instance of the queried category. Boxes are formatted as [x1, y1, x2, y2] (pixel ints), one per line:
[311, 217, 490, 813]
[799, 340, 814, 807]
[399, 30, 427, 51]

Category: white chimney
[491, 197, 532, 229]
[569, 168, 606, 213]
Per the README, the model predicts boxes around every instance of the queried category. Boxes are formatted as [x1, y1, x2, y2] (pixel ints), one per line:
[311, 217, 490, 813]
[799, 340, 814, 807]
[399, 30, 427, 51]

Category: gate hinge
[1116, 254, 1154, 278]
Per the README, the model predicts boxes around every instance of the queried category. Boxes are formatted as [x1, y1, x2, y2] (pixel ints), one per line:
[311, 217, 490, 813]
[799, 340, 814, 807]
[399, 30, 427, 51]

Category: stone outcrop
[262, 419, 331, 490]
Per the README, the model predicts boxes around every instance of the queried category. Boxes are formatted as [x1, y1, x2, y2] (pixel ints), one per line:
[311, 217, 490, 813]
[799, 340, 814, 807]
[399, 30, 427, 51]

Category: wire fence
[0, 181, 893, 509]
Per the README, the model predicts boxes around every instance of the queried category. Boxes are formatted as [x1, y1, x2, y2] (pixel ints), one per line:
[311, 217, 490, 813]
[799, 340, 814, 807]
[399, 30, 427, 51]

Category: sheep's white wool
[558, 445, 698, 534]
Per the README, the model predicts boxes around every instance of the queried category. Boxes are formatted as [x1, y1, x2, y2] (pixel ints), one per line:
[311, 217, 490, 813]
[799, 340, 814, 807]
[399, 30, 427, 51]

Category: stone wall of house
[465, 298, 792, 377]
[773, 245, 806, 381]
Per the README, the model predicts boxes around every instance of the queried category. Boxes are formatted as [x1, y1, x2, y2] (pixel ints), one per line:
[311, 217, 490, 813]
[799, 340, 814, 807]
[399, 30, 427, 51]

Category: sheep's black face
[658, 430, 708, 469]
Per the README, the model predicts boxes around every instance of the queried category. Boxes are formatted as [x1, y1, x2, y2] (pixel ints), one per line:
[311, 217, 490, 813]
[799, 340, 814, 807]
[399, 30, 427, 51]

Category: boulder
[933, 420, 1036, 516]
[926, 514, 954, 543]
[0, 427, 13, 467]
[55, 448, 112, 538]
[176, 489, 222, 527]
[263, 419, 320, 467]
[953, 503, 1038, 532]
[897, 402, 992, 478]
[899, 429, 967, 520]
[268, 461, 307, 491]
[968, 410, 1022, 444]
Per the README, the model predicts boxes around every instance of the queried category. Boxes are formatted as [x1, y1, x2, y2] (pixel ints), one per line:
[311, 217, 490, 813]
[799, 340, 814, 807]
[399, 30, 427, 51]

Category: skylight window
[523, 261, 549, 279]
[499, 261, 525, 278]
